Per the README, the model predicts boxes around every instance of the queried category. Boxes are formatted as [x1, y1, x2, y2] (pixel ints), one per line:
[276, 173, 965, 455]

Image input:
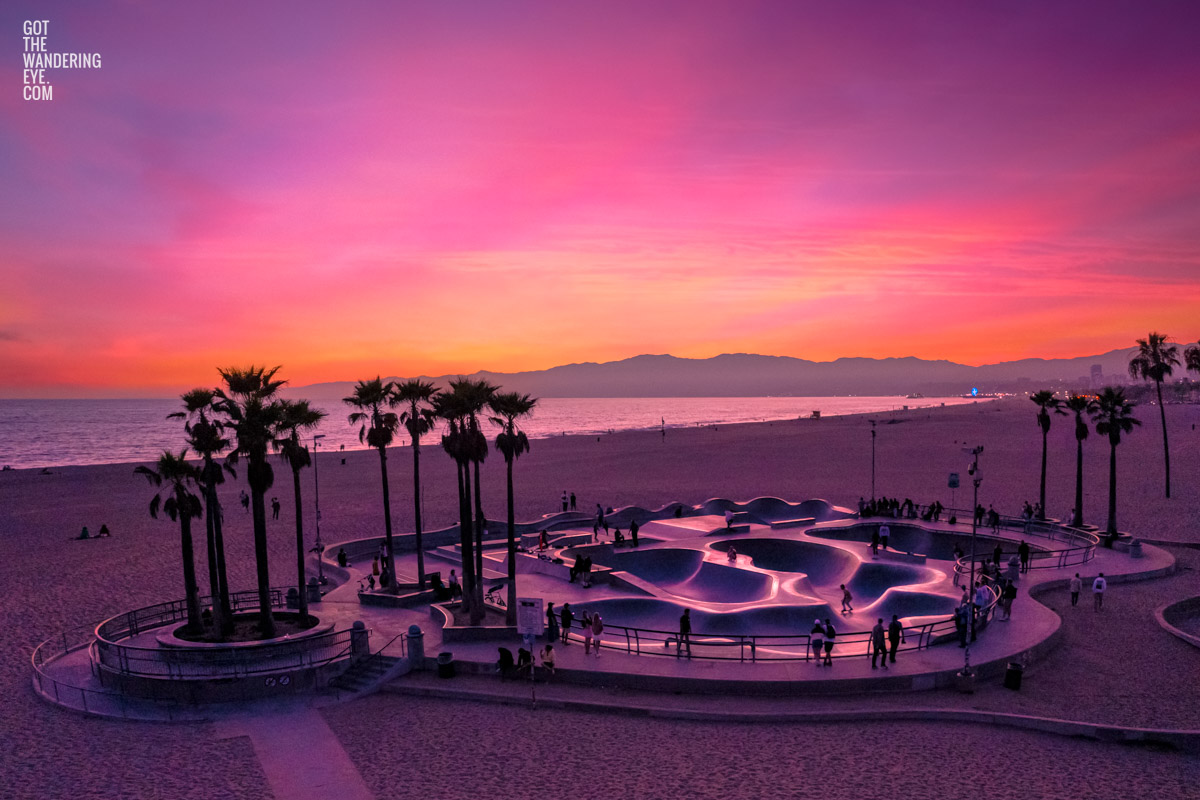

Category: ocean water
[0, 396, 979, 469]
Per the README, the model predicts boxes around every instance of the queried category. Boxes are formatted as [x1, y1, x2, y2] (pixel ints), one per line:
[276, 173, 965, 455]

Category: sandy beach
[3, 397, 1199, 798]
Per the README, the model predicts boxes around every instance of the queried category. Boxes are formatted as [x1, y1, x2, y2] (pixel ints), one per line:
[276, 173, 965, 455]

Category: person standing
[993, 543, 1003, 567]
[630, 519, 639, 547]
[570, 492, 577, 511]
[591, 613, 604, 657]
[870, 619, 888, 669]
[560, 602, 574, 646]
[546, 601, 559, 644]
[240, 490, 250, 513]
[888, 615, 904, 663]
[870, 528, 880, 557]
[823, 619, 836, 666]
[561, 491, 569, 512]
[271, 497, 281, 520]
[840, 584, 853, 614]
[582, 612, 593, 654]
[678, 609, 692, 658]
[1069, 573, 1082, 607]
[1002, 581, 1018, 620]
[810, 619, 824, 665]
[1018, 540, 1031, 574]
[1093, 573, 1107, 611]
[879, 524, 890, 551]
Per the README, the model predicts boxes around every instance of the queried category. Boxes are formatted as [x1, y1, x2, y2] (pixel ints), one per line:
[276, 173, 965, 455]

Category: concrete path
[216, 707, 374, 800]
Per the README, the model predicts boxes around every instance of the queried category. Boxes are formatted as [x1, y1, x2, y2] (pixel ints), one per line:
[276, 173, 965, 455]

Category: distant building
[1090, 364, 1103, 388]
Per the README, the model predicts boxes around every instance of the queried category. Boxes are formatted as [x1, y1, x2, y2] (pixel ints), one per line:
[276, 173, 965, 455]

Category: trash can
[1003, 662, 1024, 690]
[1130, 540, 1143, 559]
[436, 652, 455, 679]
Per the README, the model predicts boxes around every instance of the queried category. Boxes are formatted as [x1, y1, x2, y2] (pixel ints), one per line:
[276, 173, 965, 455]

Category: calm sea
[0, 396, 978, 469]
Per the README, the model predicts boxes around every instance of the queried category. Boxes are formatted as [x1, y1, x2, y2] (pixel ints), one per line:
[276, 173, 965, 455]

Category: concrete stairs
[326, 655, 408, 698]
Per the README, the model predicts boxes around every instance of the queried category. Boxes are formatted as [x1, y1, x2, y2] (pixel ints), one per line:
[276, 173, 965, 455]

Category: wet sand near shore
[2, 397, 1198, 798]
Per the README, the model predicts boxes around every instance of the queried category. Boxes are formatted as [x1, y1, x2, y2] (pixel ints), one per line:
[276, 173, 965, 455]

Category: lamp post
[967, 445, 984, 650]
[870, 420, 877, 502]
[313, 434, 326, 584]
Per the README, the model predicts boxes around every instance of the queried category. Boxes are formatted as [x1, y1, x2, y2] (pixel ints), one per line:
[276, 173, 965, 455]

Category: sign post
[516, 598, 544, 706]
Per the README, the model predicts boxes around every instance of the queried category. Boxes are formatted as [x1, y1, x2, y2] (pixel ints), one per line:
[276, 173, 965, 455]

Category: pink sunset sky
[2, 1, 1199, 397]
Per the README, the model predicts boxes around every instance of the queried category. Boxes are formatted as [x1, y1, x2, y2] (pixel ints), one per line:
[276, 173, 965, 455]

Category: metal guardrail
[950, 513, 1100, 581]
[95, 588, 284, 642]
[585, 589, 1001, 662]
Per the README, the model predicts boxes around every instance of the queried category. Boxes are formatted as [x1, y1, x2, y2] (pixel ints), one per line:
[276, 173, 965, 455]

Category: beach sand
[2, 397, 1199, 798]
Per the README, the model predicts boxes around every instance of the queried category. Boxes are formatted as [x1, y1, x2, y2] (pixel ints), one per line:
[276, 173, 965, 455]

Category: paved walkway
[216, 707, 374, 800]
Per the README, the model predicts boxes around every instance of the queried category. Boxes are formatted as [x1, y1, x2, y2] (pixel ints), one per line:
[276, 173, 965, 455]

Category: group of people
[568, 554, 594, 586]
[552, 602, 604, 656]
[974, 504, 1002, 532]
[559, 491, 578, 512]
[1069, 571, 1107, 610]
[498, 643, 556, 677]
[75, 524, 111, 540]
[858, 496, 920, 519]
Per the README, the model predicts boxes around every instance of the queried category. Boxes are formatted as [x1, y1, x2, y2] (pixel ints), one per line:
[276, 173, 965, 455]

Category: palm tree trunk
[412, 441, 425, 590]
[1039, 427, 1048, 519]
[378, 446, 395, 590]
[292, 466, 308, 619]
[1156, 380, 1170, 498]
[505, 455, 517, 625]
[212, 491, 232, 632]
[1073, 435, 1084, 528]
[203, 498, 221, 630]
[250, 482, 276, 638]
[180, 513, 202, 631]
[473, 460, 484, 587]
[460, 460, 482, 625]
[1106, 441, 1118, 536]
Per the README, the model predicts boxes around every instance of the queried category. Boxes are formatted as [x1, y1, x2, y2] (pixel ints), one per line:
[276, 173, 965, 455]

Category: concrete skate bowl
[573, 597, 833, 637]
[709, 538, 857, 583]
[867, 588, 959, 622]
[844, 562, 942, 604]
[609, 548, 774, 603]
[808, 522, 985, 560]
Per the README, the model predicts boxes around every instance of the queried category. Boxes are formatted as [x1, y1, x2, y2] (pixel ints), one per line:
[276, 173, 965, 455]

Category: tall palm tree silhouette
[1091, 387, 1140, 537]
[490, 391, 538, 624]
[395, 379, 438, 590]
[1129, 333, 1179, 498]
[274, 400, 326, 619]
[135, 450, 205, 632]
[434, 388, 482, 623]
[1063, 393, 1096, 528]
[1030, 390, 1064, 519]
[344, 377, 401, 590]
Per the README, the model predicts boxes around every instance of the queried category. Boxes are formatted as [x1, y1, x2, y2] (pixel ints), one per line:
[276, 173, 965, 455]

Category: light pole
[967, 445, 983, 649]
[312, 434, 327, 584]
[870, 420, 877, 502]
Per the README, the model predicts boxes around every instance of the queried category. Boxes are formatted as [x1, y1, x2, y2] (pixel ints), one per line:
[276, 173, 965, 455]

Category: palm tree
[274, 400, 326, 620]
[1129, 333, 1180, 498]
[490, 391, 538, 624]
[169, 389, 235, 636]
[433, 389, 481, 624]
[450, 378, 497, 589]
[395, 379, 438, 590]
[1063, 393, 1097, 528]
[1030, 391, 1065, 519]
[1186, 340, 1200, 376]
[344, 377, 401, 591]
[135, 450, 205, 632]
[1091, 387, 1140, 537]
[214, 365, 287, 638]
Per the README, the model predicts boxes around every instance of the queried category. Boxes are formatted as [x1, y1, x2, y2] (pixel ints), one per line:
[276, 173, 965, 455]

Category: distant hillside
[287, 349, 1140, 399]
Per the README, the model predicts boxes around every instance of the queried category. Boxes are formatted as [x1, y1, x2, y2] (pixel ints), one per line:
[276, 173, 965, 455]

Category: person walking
[888, 615, 904, 663]
[823, 619, 836, 666]
[240, 490, 250, 513]
[591, 613, 604, 657]
[678, 608, 692, 658]
[840, 584, 853, 614]
[870, 618, 888, 670]
[1093, 573, 1107, 611]
[810, 619, 825, 665]
[1001, 580, 1018, 620]
[546, 601, 559, 644]
[1069, 573, 1082, 607]
[1018, 540, 1030, 574]
[560, 602, 574, 646]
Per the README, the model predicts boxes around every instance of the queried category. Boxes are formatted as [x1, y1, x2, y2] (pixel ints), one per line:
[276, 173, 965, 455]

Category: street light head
[314, 434, 326, 440]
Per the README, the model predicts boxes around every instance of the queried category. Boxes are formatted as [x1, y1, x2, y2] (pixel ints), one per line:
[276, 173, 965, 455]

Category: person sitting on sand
[77, 526, 90, 540]
[98, 524, 110, 538]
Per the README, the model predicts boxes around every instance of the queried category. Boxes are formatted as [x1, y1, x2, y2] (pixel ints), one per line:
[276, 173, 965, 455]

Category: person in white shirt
[1092, 573, 1107, 611]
